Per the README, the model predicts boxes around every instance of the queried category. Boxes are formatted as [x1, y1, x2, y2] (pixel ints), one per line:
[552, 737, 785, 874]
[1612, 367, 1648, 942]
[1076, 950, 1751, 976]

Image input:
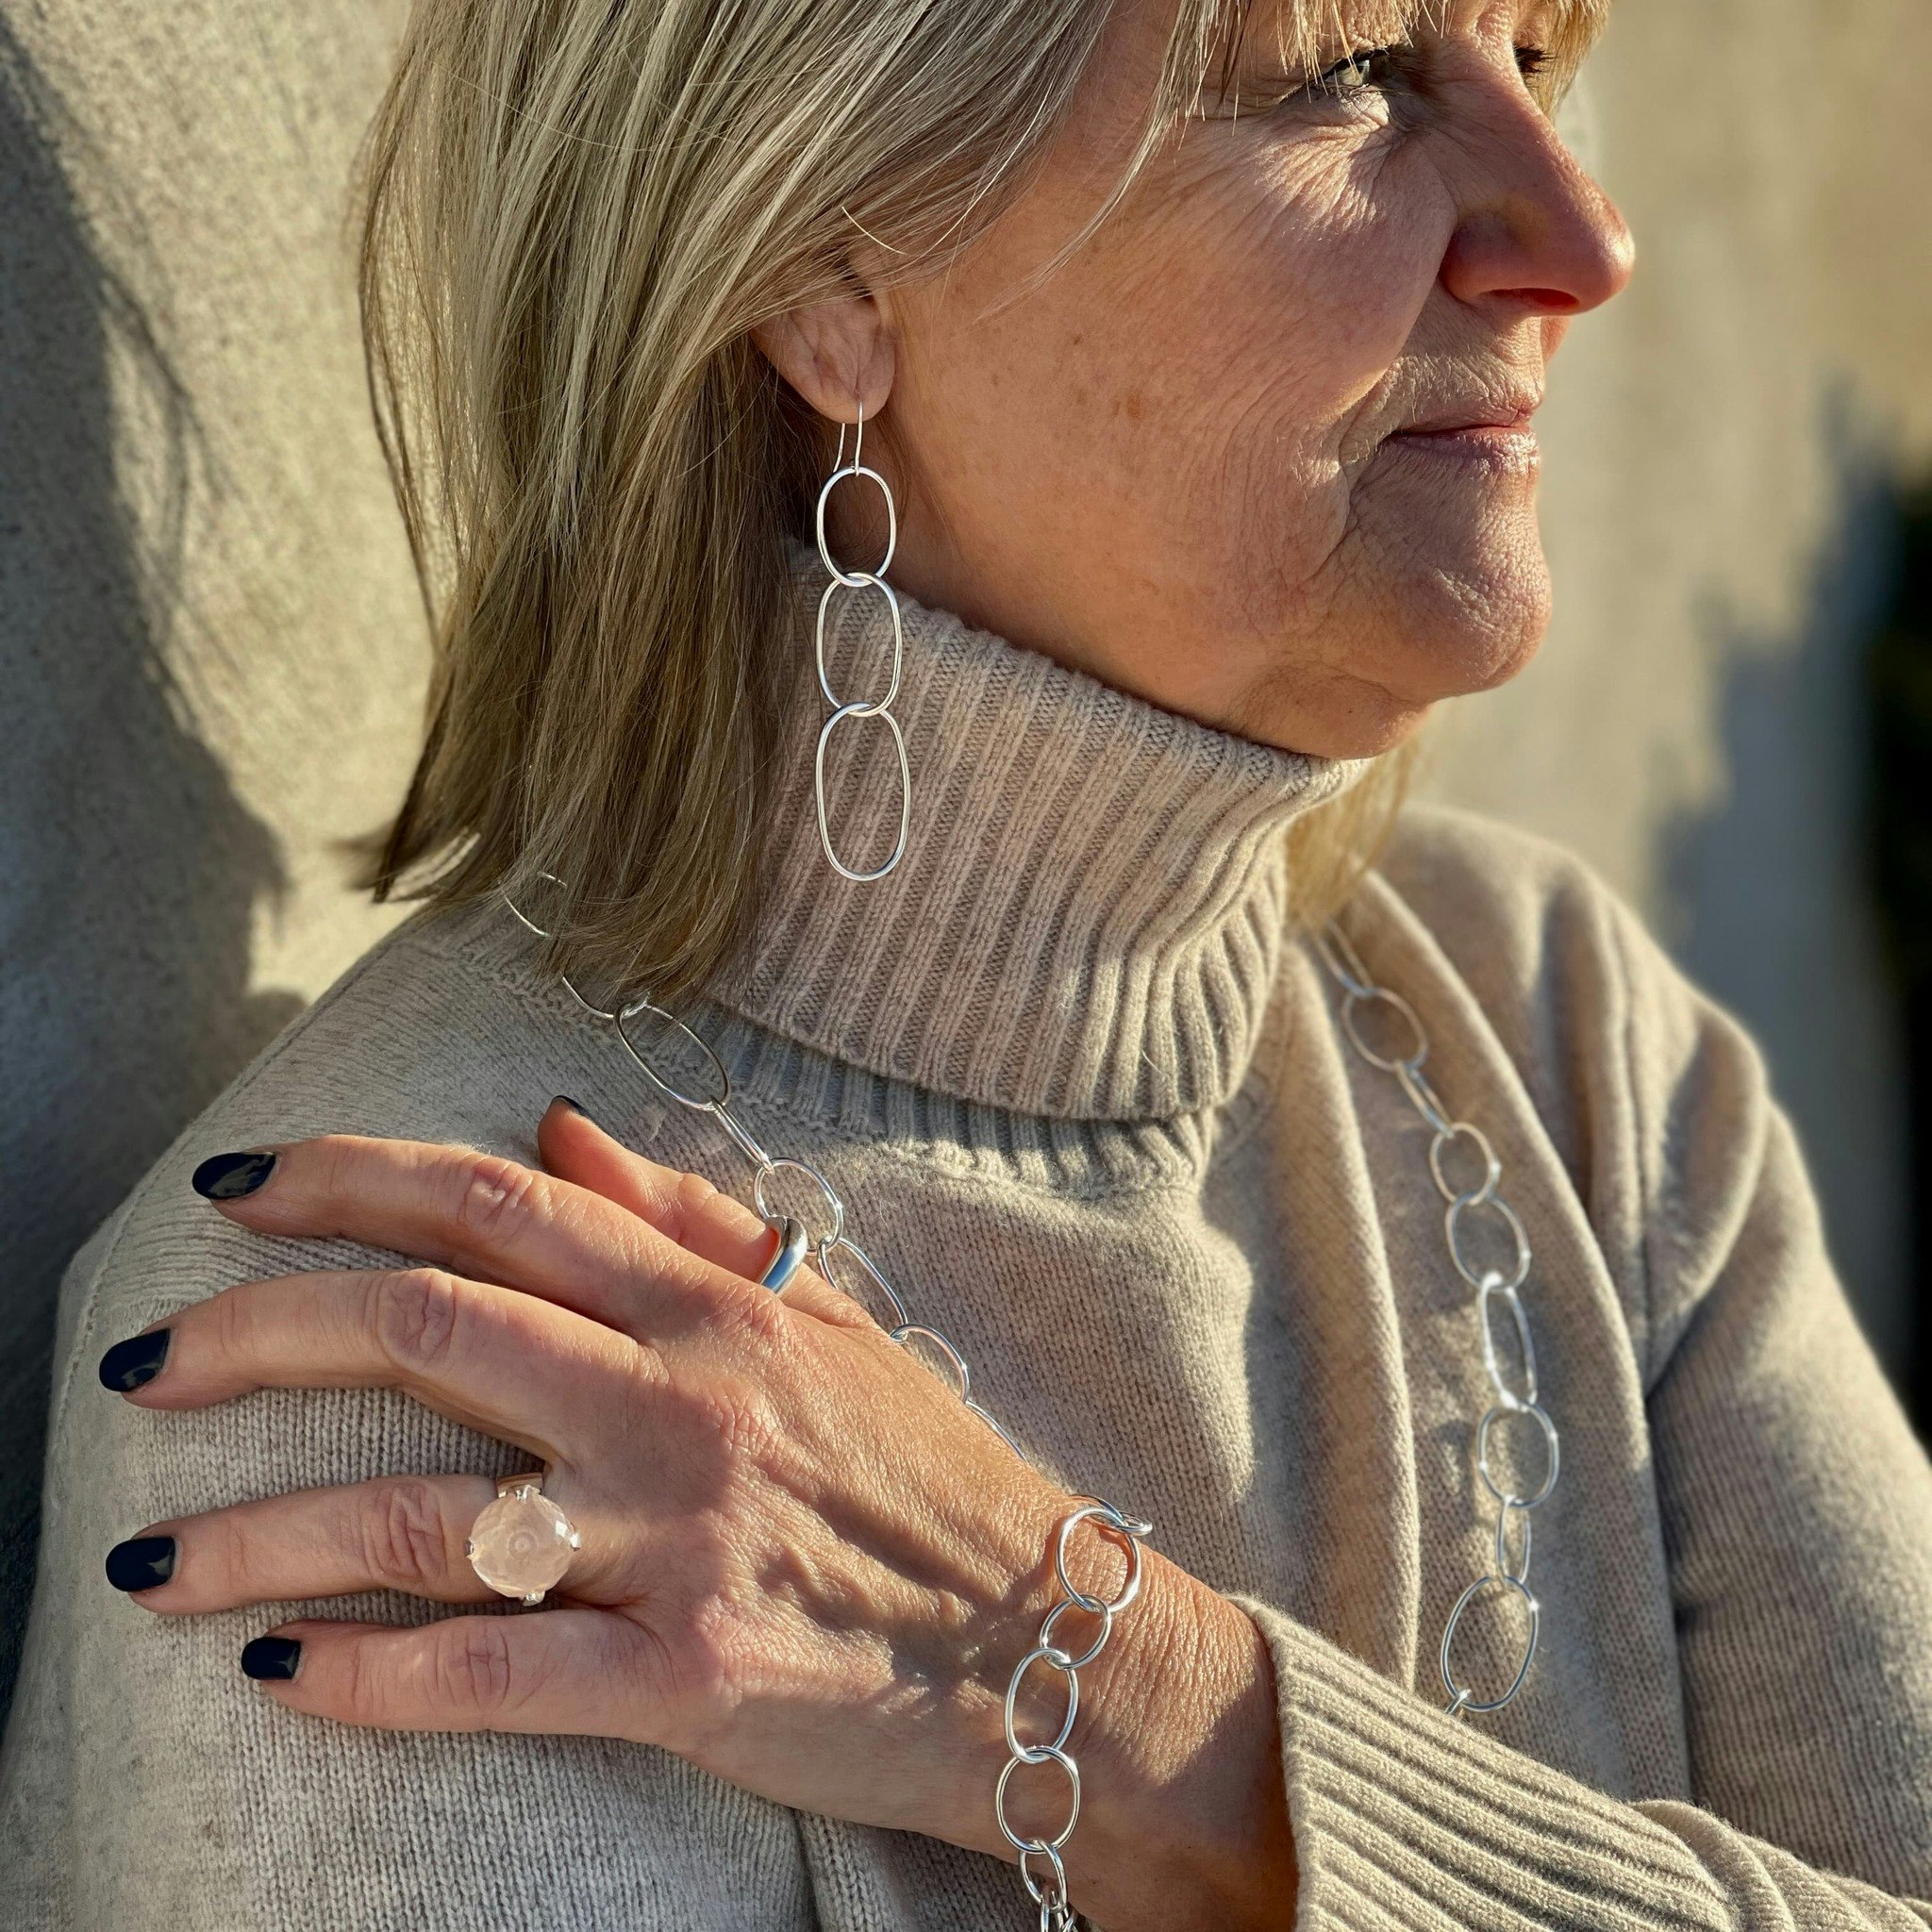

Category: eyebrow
[1226, 0, 1604, 75]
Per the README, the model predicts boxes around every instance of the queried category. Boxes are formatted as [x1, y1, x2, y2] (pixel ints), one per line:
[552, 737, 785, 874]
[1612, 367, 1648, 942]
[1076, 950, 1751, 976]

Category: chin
[1391, 544, 1554, 698]
[1231, 673, 1437, 760]
[1223, 523, 1554, 757]
[1241, 593, 1549, 760]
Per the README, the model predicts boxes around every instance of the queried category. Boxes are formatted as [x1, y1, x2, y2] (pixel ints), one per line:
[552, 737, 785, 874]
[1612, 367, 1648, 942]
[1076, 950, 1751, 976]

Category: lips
[1394, 396, 1541, 438]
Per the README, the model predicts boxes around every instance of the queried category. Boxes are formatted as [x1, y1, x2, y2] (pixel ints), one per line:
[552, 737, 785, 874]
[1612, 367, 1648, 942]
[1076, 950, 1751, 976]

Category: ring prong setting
[465, 1474, 580, 1605]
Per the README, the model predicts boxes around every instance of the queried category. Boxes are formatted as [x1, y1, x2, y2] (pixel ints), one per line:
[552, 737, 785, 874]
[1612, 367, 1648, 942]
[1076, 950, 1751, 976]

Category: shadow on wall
[1661, 408, 1924, 1437]
[1870, 473, 1932, 1435]
[0, 30, 303, 1711]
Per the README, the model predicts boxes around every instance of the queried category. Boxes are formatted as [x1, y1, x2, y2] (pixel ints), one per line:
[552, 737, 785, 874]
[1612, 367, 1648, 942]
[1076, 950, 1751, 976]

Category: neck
[710, 541, 1374, 1121]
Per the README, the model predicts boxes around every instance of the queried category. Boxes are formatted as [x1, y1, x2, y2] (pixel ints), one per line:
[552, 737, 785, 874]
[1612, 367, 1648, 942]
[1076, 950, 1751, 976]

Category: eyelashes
[1304, 42, 1554, 106]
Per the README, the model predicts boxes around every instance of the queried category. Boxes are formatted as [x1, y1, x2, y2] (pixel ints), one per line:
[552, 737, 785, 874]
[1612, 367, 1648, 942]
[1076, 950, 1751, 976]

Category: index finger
[190, 1133, 743, 1341]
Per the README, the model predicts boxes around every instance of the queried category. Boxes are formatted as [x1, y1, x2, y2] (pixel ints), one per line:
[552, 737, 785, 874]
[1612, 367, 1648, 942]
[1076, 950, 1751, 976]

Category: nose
[1438, 75, 1636, 321]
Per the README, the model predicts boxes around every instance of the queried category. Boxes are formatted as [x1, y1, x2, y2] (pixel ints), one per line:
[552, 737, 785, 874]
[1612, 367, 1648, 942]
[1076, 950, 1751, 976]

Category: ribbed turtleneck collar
[711, 541, 1374, 1123]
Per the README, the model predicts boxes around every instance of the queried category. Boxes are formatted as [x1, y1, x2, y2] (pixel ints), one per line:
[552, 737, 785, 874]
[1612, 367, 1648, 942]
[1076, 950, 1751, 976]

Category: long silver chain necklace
[501, 874, 1558, 1924]
[1311, 920, 1557, 1718]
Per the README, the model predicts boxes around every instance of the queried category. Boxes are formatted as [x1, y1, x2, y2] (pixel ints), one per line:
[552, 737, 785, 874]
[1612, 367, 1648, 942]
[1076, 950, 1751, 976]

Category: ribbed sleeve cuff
[1237, 1601, 1736, 1931]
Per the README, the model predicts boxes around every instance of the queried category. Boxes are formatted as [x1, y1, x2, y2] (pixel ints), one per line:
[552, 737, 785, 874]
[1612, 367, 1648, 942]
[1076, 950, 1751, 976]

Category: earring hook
[832, 402, 866, 475]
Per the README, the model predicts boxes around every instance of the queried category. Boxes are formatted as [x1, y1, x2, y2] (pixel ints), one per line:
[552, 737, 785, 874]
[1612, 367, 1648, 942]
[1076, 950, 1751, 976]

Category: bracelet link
[996, 1501, 1152, 1928]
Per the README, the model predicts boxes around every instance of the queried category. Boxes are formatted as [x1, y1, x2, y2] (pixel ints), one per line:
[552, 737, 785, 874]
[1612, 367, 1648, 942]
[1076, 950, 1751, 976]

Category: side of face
[767, 0, 1636, 759]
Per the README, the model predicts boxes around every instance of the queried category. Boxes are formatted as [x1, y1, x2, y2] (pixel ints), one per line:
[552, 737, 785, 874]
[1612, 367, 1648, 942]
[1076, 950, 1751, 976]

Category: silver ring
[758, 1216, 808, 1291]
[464, 1469, 581, 1607]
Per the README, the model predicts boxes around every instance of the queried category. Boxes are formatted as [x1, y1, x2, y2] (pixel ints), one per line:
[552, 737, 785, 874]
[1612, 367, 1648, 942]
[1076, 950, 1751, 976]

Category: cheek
[1082, 142, 1449, 534]
[888, 130, 1456, 647]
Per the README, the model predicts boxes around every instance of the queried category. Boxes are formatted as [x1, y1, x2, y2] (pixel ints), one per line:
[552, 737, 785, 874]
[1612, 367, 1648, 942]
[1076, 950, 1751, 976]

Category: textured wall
[2, 0, 1927, 1718]
[0, 1, 422, 1706]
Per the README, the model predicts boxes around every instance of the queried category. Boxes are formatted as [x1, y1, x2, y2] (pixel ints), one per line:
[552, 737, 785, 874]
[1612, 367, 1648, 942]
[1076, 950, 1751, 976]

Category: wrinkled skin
[761, 0, 1632, 757]
[108, 6, 1633, 1927]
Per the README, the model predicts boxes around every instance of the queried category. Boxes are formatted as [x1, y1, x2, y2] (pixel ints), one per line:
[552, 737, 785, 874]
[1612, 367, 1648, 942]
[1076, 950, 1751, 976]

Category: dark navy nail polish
[192, 1150, 277, 1200]
[554, 1094, 592, 1121]
[241, 1636, 302, 1681]
[105, 1537, 176, 1592]
[98, 1328, 171, 1392]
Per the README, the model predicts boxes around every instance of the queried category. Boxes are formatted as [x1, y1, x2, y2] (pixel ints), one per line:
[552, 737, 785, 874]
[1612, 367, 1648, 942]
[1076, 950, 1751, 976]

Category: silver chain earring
[812, 405, 910, 882]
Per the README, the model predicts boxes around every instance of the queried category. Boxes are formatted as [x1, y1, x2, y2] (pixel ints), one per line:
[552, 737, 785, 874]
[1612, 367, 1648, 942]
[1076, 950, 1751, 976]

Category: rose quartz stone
[466, 1487, 578, 1599]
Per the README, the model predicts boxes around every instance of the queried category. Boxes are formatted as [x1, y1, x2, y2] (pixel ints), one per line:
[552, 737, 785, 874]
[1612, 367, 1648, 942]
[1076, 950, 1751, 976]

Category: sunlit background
[3, 0, 1928, 1726]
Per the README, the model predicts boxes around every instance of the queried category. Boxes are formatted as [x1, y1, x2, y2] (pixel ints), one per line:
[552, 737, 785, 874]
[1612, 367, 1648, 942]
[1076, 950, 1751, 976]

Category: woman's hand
[98, 1102, 1291, 1929]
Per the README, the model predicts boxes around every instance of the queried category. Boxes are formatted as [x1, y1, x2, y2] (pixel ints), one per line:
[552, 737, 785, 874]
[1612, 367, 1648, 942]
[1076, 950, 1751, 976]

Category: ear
[751, 291, 896, 425]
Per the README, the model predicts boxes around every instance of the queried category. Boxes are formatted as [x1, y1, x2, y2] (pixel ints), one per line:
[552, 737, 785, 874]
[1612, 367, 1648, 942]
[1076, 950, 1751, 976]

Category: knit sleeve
[1241, 891, 1932, 1930]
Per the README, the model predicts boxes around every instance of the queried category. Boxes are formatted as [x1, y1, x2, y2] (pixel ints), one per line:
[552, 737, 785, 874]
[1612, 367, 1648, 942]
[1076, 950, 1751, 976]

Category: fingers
[111, 1266, 651, 1463]
[536, 1103, 874, 1329]
[192, 1131, 755, 1341]
[245, 1607, 657, 1739]
[537, 1100, 777, 1281]
[112, 1474, 499, 1610]
[108, 1470, 632, 1613]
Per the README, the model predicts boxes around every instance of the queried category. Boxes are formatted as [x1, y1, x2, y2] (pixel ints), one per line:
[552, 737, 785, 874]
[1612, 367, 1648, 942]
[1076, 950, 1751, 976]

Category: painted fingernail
[554, 1095, 594, 1122]
[105, 1536, 176, 1592]
[192, 1150, 277, 1200]
[98, 1328, 171, 1392]
[241, 1636, 302, 1681]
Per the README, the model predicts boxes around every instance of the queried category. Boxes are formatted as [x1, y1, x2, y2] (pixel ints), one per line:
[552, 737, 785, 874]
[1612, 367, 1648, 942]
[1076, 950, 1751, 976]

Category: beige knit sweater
[5, 554, 1932, 1930]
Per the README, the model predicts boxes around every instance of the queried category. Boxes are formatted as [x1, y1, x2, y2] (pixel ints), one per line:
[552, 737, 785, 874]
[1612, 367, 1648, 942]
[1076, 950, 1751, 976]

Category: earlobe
[750, 295, 896, 425]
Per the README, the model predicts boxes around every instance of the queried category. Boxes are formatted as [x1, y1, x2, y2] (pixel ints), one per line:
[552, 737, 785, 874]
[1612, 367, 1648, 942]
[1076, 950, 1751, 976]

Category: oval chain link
[995, 1502, 1153, 1932]
[1314, 920, 1557, 1720]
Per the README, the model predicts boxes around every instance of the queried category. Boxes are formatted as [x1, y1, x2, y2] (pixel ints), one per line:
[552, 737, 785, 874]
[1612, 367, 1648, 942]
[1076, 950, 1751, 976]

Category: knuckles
[683, 1371, 786, 1472]
[211, 1507, 274, 1604]
[430, 1618, 521, 1722]
[359, 1479, 458, 1592]
[368, 1266, 469, 1376]
[451, 1152, 544, 1248]
[668, 1168, 722, 1249]
[728, 1281, 790, 1354]
[208, 1276, 262, 1370]
[340, 1618, 526, 1728]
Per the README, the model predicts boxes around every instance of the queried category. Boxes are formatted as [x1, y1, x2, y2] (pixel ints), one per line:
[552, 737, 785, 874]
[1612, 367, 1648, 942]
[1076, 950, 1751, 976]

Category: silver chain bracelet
[996, 1502, 1153, 1931]
[1313, 921, 1558, 1718]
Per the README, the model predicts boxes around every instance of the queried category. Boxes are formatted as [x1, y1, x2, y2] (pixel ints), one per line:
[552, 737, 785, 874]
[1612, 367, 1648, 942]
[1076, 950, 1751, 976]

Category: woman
[4, 0, 1929, 1924]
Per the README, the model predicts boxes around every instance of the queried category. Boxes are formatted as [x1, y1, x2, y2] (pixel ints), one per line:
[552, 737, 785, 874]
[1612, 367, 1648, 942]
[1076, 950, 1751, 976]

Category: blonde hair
[355, 0, 1604, 1006]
